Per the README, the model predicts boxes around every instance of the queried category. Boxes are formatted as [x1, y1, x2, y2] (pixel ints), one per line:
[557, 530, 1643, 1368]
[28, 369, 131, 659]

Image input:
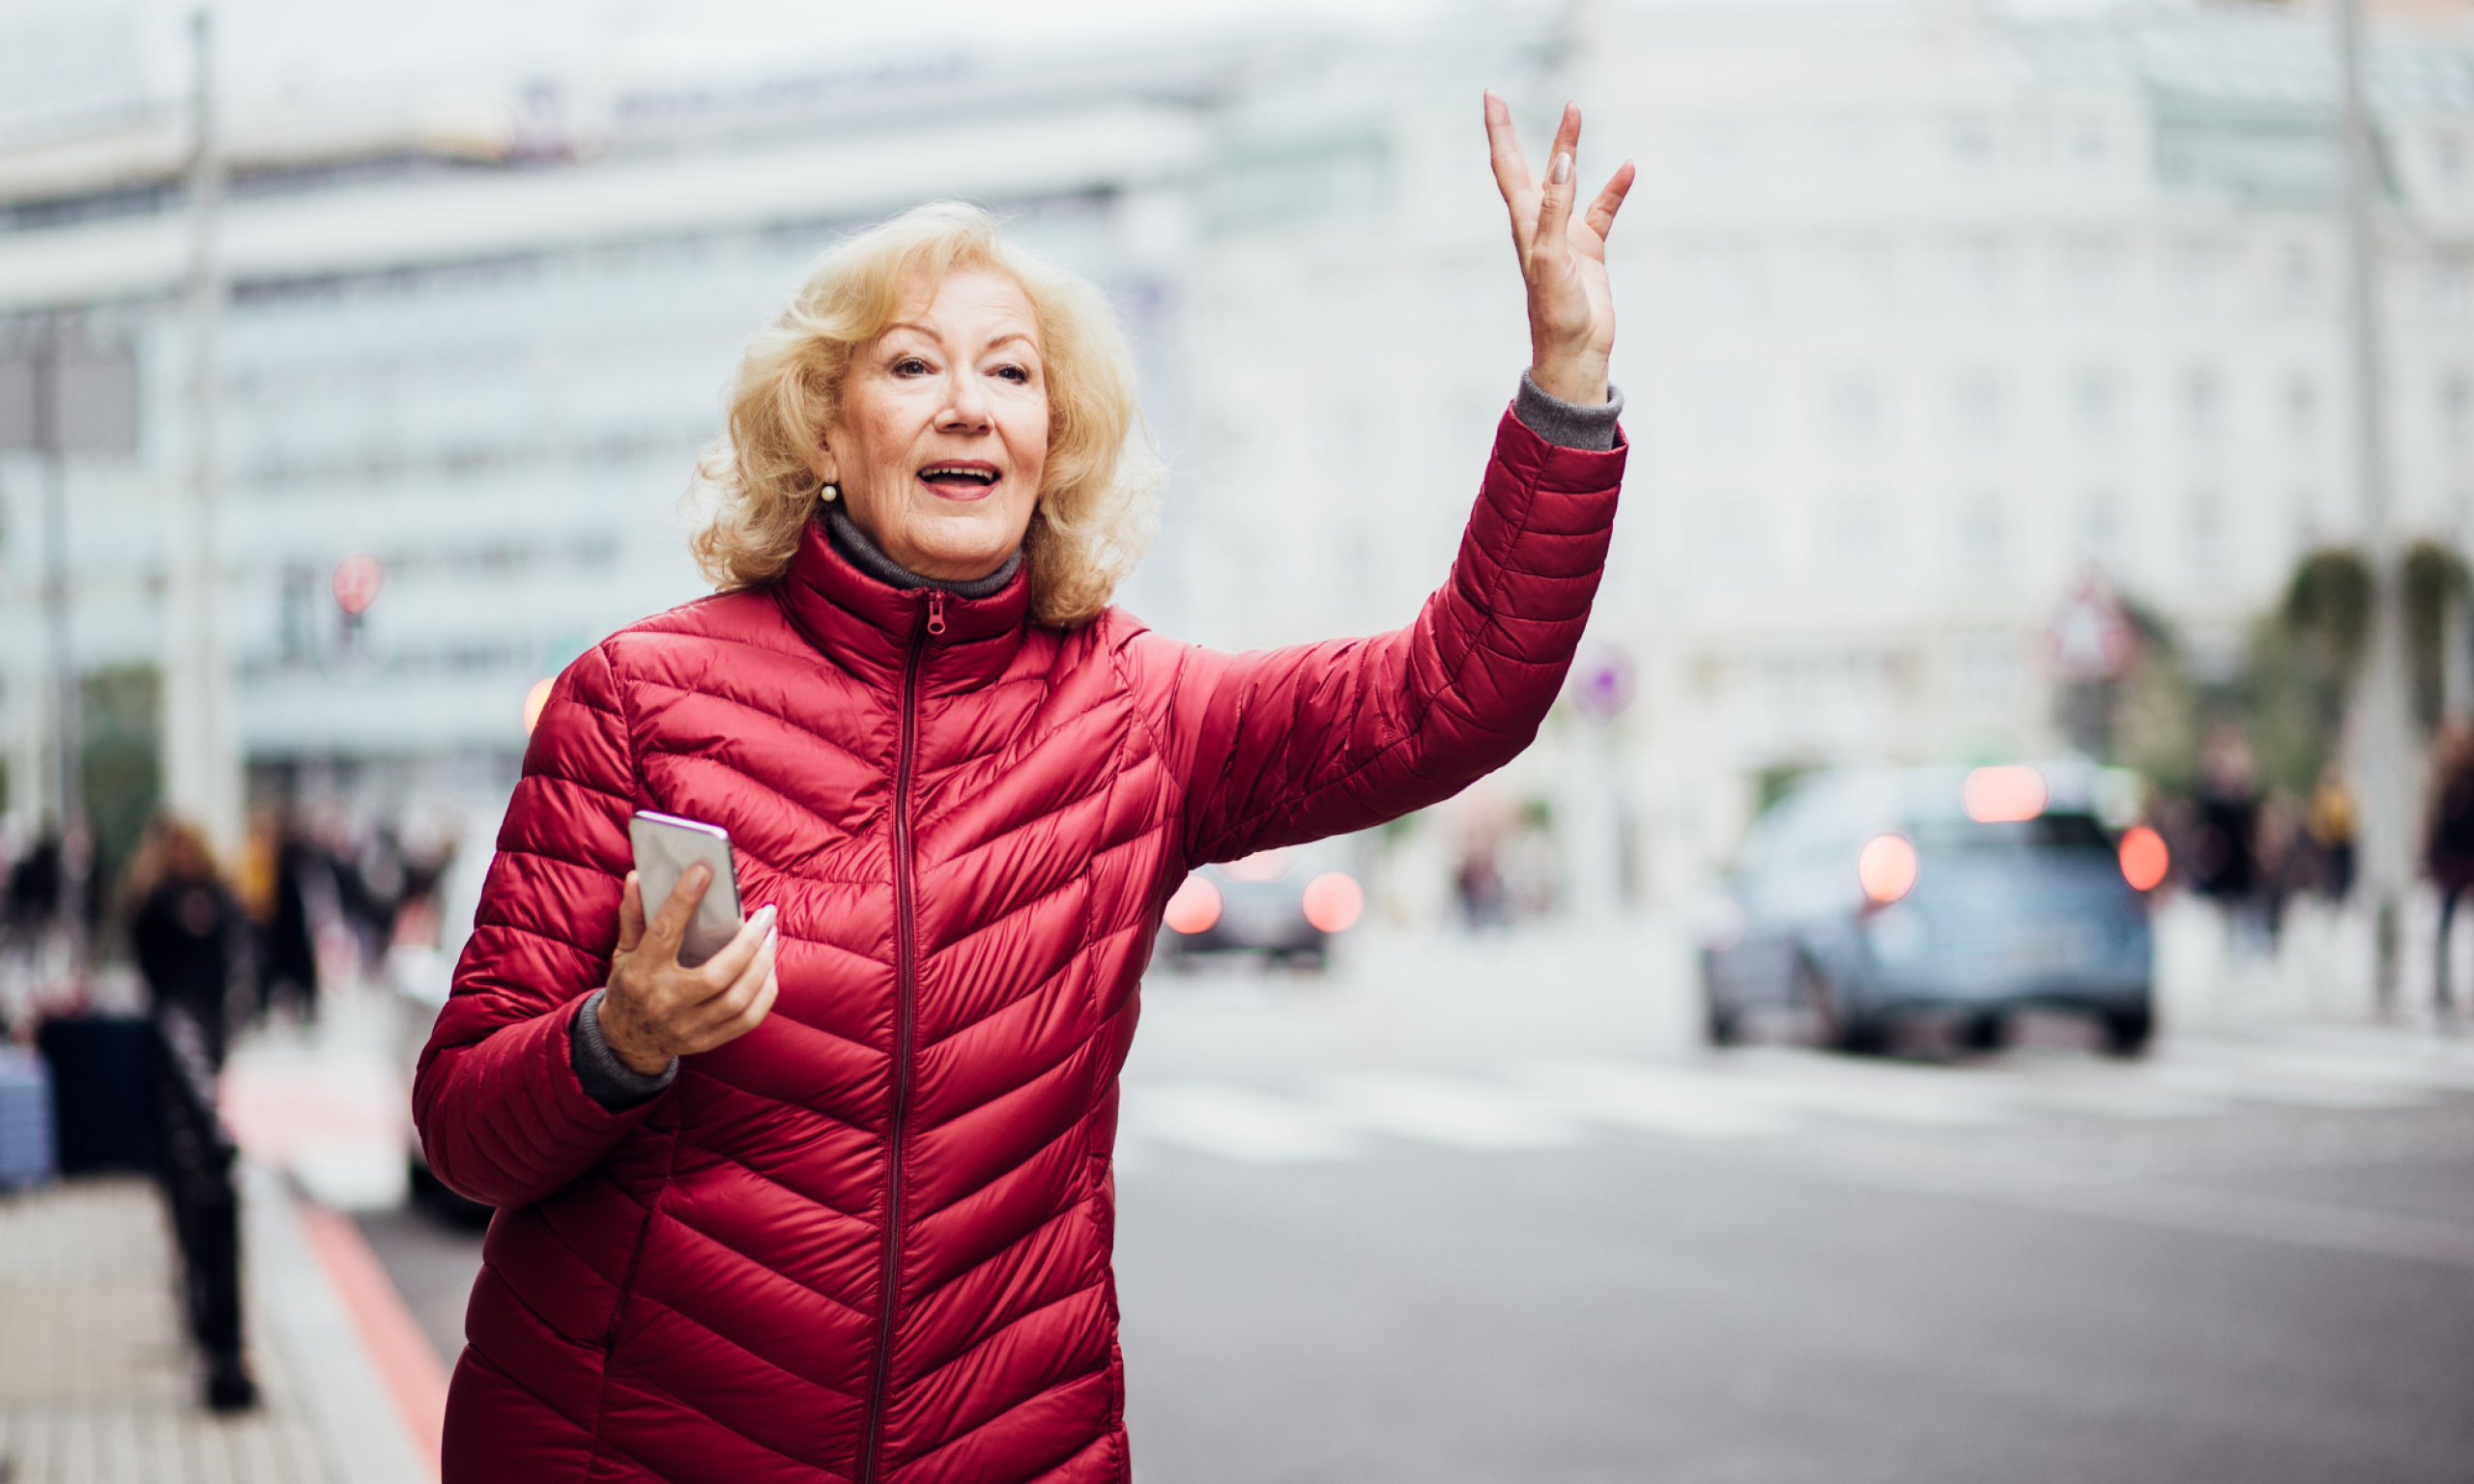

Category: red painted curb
[297, 1201, 450, 1475]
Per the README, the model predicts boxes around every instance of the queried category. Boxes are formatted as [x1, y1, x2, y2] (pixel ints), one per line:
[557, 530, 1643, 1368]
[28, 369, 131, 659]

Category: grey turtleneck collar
[823, 503, 1022, 599]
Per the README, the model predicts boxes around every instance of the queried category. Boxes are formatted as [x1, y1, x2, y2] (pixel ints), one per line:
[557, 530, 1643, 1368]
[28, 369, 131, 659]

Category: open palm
[1485, 93, 1634, 407]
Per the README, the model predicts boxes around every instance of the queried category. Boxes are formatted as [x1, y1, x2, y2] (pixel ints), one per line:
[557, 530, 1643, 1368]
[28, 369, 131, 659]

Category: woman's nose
[938, 370, 992, 432]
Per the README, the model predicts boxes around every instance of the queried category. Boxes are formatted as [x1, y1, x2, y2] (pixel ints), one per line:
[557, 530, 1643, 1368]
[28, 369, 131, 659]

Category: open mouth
[918, 463, 1001, 496]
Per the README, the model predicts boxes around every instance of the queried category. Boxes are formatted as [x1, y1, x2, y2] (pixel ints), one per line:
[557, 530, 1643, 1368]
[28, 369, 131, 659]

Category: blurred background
[1, 0, 2472, 1481]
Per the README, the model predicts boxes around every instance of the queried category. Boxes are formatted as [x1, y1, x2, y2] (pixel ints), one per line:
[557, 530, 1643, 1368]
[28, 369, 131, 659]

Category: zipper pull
[926, 589, 946, 637]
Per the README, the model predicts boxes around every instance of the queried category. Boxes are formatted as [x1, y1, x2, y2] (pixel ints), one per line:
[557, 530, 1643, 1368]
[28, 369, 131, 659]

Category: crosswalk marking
[1321, 1072, 1585, 1151]
[1517, 1063, 1800, 1138]
[1116, 1034, 2474, 1167]
[1120, 1082, 1366, 1164]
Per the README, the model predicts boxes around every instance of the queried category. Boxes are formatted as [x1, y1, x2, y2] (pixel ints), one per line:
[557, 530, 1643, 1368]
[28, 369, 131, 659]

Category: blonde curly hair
[690, 201, 1160, 626]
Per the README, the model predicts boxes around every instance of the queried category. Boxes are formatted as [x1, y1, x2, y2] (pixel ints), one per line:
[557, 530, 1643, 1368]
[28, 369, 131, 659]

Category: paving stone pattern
[0, 1177, 330, 1484]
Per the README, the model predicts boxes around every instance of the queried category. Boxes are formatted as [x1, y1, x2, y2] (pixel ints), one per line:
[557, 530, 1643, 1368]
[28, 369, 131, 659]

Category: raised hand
[1484, 93, 1635, 408]
[598, 865, 780, 1074]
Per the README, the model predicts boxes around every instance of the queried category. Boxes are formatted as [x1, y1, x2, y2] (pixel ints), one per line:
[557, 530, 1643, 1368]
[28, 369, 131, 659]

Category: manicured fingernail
[1551, 153, 1571, 184]
[762, 927, 778, 952]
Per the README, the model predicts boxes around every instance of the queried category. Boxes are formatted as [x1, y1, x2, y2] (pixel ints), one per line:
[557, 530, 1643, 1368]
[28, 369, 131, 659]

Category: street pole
[2336, 0, 2412, 1015]
[36, 321, 89, 985]
[163, 7, 242, 860]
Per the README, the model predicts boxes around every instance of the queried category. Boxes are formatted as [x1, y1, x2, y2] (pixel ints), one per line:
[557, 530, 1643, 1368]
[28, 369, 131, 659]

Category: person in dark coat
[130, 818, 250, 1071]
[125, 813, 257, 1411]
[2427, 723, 2474, 1016]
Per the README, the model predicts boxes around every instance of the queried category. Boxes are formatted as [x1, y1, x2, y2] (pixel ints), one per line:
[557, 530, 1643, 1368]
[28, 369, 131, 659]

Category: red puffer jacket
[414, 409, 1624, 1483]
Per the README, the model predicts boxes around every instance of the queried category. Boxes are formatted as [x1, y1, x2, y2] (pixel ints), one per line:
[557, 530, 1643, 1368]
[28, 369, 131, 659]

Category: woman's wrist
[595, 991, 676, 1075]
[1527, 352, 1608, 408]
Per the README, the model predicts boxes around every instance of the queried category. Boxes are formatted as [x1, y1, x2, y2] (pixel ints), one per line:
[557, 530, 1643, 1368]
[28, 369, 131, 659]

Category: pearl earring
[820, 482, 840, 502]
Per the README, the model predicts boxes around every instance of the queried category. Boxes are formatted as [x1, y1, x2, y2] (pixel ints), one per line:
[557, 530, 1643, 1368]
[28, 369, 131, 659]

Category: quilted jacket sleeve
[412, 642, 652, 1208]
[1168, 407, 1624, 865]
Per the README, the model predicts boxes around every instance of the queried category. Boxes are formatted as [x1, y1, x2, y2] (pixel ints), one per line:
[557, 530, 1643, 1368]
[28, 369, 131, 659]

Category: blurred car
[1155, 840, 1367, 971]
[387, 940, 495, 1227]
[1697, 761, 2164, 1056]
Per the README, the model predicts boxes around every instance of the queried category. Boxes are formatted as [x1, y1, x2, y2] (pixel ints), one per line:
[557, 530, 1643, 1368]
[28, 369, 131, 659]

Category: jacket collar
[772, 516, 1032, 694]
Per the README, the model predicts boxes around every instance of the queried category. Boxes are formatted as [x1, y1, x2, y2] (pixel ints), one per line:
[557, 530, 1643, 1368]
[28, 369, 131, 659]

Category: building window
[2171, 241, 2240, 315]
[1949, 368, 2009, 448]
[2274, 242, 2317, 312]
[1806, 240, 1897, 319]
[2064, 116, 2113, 171]
[2056, 238, 2121, 313]
[1947, 113, 1998, 173]
[2184, 367, 2225, 442]
[1955, 490, 2010, 577]
[2080, 489, 2123, 572]
[2190, 490, 2227, 578]
[2070, 366, 2121, 445]
[2286, 375, 2319, 445]
[1828, 491, 1894, 573]
[1818, 368, 1891, 450]
[1940, 239, 2009, 318]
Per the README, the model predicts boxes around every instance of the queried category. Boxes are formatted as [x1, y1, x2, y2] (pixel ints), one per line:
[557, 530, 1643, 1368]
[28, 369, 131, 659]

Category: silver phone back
[629, 812, 742, 968]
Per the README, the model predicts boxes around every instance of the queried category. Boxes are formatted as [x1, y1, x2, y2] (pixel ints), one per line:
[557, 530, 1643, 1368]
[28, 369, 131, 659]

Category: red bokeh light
[1163, 874, 1222, 934]
[1301, 871, 1365, 933]
[332, 553, 386, 615]
[2118, 824, 2170, 892]
[1856, 833, 1919, 903]
[1962, 765, 2048, 823]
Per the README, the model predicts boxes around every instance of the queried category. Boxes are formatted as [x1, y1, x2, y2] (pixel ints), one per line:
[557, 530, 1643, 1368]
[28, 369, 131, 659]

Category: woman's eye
[994, 364, 1030, 385]
[894, 357, 932, 376]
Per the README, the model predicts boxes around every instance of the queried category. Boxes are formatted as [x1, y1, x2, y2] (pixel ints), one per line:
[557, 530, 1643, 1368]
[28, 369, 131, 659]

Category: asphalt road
[360, 935, 2474, 1484]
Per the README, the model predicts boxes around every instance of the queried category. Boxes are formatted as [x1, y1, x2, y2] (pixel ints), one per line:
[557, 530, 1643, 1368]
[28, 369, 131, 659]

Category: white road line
[1119, 1082, 1367, 1164]
[1517, 1062, 1804, 1138]
[1321, 1072, 1588, 1151]
[1716, 1051, 2013, 1127]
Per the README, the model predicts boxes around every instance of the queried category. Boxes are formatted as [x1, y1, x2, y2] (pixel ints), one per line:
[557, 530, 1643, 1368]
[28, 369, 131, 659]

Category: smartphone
[629, 811, 743, 968]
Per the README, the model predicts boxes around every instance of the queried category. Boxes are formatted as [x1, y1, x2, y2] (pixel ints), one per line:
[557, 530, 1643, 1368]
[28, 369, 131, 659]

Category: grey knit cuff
[570, 987, 676, 1111]
[1514, 372, 1625, 452]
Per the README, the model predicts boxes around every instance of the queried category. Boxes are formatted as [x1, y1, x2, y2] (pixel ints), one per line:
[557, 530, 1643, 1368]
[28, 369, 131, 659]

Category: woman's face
[820, 268, 1050, 584]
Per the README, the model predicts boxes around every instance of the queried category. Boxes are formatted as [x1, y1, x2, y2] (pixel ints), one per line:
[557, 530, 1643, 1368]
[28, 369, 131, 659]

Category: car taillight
[1856, 833, 1919, 903]
[1302, 871, 1365, 933]
[1164, 874, 1223, 933]
[2118, 824, 2169, 891]
[1963, 765, 2047, 823]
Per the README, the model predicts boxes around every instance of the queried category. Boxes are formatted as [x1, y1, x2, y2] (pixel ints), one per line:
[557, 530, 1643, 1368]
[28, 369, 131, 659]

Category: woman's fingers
[1582, 159, 1637, 248]
[1531, 102, 1583, 266]
[695, 903, 777, 995]
[640, 863, 710, 964]
[616, 872, 647, 954]
[1482, 91, 1537, 252]
[683, 928, 779, 1046]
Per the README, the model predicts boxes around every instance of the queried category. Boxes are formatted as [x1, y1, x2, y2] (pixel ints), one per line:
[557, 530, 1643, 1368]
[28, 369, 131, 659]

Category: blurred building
[0, 0, 2469, 928]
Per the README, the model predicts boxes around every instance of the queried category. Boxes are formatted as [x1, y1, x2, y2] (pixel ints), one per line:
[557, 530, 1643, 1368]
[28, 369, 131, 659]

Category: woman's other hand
[599, 867, 780, 1075]
[1485, 93, 1635, 408]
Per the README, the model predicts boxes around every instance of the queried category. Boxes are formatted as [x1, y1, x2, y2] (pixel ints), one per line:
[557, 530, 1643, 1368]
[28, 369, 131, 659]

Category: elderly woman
[416, 96, 1631, 1483]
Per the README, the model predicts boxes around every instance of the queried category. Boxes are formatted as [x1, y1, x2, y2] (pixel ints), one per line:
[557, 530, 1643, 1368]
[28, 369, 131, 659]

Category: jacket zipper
[860, 593, 935, 1484]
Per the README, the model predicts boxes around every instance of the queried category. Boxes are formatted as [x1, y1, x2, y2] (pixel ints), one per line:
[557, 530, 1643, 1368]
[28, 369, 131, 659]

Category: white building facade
[1, 0, 2469, 919]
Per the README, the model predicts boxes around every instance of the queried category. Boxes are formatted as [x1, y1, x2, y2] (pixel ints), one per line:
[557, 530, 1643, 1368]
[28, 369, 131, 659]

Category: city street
[358, 929, 2474, 1484]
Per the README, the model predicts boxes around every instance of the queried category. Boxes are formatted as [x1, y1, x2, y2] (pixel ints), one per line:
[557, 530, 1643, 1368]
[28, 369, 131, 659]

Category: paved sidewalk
[0, 1164, 438, 1484]
[0, 1175, 326, 1483]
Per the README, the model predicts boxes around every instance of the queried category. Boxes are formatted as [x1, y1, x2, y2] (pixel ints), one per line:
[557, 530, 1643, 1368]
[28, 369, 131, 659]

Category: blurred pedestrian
[245, 810, 323, 1023]
[127, 817, 250, 1070]
[122, 813, 256, 1412]
[415, 98, 1633, 1483]
[2189, 725, 2264, 950]
[2425, 722, 2474, 1017]
[2305, 760, 2357, 900]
